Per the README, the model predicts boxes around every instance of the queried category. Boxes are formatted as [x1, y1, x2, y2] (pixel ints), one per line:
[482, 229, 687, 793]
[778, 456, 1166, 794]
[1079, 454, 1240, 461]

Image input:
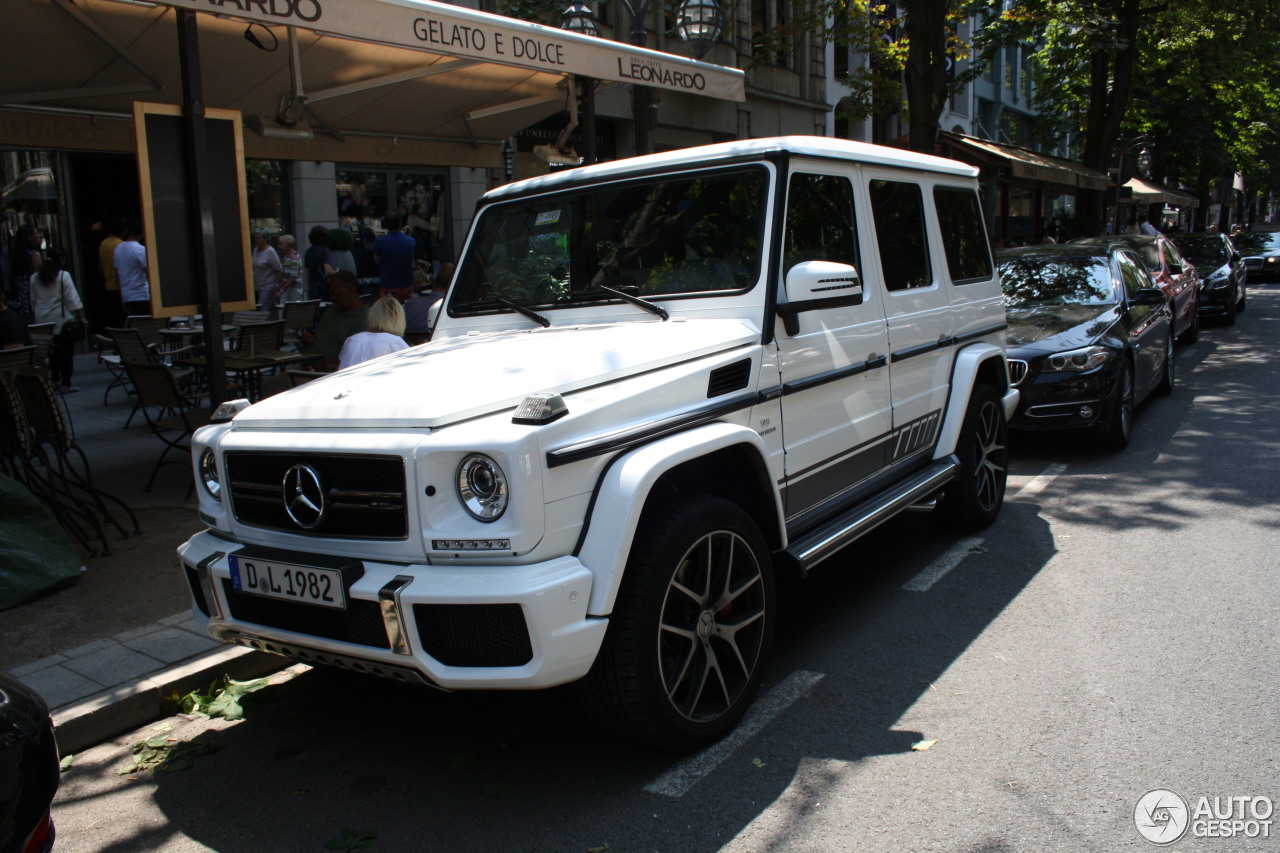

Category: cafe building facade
[3, 0, 833, 325]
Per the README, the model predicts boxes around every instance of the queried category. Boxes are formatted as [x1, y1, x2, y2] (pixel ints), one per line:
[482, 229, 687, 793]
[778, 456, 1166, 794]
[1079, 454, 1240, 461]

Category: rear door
[774, 169, 891, 523]
[862, 171, 952, 451]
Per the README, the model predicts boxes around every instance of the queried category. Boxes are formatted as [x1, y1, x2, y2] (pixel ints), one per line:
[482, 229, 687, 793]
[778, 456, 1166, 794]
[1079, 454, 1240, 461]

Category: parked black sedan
[1232, 231, 1280, 282]
[998, 243, 1174, 450]
[0, 675, 58, 853]
[1175, 232, 1246, 324]
[1070, 234, 1200, 344]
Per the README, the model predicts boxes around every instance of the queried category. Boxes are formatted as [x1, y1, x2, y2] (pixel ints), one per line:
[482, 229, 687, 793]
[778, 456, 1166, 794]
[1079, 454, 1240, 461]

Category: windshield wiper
[594, 285, 669, 320]
[457, 296, 551, 327]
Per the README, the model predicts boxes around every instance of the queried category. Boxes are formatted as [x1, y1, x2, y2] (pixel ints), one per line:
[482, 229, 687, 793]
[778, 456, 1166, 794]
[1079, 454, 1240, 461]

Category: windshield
[1232, 232, 1280, 254]
[1176, 236, 1228, 268]
[451, 168, 768, 314]
[999, 256, 1117, 308]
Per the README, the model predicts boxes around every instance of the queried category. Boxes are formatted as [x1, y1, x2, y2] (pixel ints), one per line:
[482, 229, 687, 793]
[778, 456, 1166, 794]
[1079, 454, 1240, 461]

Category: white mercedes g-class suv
[179, 136, 1017, 749]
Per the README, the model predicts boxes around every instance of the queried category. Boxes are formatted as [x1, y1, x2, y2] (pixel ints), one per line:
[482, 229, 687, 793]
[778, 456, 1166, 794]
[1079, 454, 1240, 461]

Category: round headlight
[456, 454, 508, 521]
[199, 448, 221, 500]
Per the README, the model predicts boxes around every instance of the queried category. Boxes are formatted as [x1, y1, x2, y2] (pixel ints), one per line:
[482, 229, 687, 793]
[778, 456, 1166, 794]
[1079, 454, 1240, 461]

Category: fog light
[1078, 405, 1095, 419]
[433, 539, 512, 551]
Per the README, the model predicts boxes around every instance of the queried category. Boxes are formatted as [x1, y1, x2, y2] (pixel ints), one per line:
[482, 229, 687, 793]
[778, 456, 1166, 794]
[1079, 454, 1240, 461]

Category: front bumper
[177, 530, 608, 691]
[1198, 285, 1238, 317]
[1009, 368, 1113, 432]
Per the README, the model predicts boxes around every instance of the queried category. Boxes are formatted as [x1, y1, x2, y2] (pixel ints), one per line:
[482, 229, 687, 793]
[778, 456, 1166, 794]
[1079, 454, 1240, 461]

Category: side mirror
[1131, 287, 1167, 307]
[777, 261, 864, 336]
[784, 260, 863, 304]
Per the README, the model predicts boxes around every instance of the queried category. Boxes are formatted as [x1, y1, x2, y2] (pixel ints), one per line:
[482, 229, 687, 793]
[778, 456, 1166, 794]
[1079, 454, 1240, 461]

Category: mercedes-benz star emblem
[283, 464, 325, 529]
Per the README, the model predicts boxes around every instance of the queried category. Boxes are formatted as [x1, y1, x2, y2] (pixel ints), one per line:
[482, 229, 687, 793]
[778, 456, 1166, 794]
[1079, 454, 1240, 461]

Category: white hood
[233, 319, 759, 429]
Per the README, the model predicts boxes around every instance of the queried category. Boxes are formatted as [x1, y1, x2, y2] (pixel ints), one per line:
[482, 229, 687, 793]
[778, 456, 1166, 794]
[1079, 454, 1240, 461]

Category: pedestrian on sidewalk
[251, 229, 282, 312]
[115, 218, 151, 316]
[30, 246, 86, 392]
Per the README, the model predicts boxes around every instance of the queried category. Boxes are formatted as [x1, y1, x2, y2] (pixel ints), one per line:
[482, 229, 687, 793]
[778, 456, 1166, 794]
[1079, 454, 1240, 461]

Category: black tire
[1222, 298, 1237, 326]
[1237, 286, 1247, 312]
[936, 384, 1008, 530]
[576, 494, 776, 749]
[1178, 308, 1199, 344]
[1156, 332, 1175, 396]
[1100, 361, 1135, 451]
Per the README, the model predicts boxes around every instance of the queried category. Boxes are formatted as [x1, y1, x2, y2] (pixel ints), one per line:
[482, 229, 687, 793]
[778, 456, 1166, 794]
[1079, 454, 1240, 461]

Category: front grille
[413, 604, 533, 667]
[221, 579, 390, 649]
[1007, 359, 1028, 386]
[225, 452, 407, 539]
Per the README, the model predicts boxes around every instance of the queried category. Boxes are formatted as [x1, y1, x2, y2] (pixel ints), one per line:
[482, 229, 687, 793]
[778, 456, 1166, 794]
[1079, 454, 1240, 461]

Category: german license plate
[228, 555, 347, 610]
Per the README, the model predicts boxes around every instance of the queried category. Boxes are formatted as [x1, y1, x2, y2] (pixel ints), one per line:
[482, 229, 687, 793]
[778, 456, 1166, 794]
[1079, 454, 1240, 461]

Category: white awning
[0, 0, 744, 166]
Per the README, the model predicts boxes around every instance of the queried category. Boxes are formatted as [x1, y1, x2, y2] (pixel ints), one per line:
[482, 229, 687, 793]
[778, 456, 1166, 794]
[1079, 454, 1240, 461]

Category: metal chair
[0, 346, 37, 371]
[96, 327, 197, 426]
[12, 368, 140, 546]
[281, 300, 321, 349]
[124, 361, 215, 496]
[234, 319, 285, 357]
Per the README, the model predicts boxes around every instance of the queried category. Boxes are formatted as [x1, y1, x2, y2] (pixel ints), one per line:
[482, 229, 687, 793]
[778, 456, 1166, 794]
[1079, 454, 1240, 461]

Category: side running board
[783, 456, 959, 573]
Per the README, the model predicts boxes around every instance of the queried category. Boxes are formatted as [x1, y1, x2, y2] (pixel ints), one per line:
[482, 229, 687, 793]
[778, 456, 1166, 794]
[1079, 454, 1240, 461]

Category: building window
[245, 159, 289, 234]
[336, 167, 450, 268]
[752, 0, 790, 67]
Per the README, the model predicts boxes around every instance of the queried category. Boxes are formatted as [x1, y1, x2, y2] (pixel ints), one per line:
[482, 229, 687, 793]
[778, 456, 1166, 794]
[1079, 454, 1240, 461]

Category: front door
[774, 169, 892, 525]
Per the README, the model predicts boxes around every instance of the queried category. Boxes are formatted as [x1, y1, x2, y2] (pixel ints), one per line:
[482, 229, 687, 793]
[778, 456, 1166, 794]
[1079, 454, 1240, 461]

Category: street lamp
[561, 0, 723, 156]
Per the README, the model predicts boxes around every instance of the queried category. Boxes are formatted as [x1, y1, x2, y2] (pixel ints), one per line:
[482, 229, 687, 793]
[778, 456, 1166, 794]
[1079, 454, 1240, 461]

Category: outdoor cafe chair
[124, 361, 215, 497]
[95, 327, 197, 427]
[281, 300, 321, 349]
[0, 346, 37, 372]
[234, 319, 285, 358]
[12, 366, 140, 547]
[0, 368, 110, 556]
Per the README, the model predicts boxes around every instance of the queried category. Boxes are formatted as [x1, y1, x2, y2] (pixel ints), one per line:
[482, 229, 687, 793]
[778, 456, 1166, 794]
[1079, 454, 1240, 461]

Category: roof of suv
[484, 136, 978, 202]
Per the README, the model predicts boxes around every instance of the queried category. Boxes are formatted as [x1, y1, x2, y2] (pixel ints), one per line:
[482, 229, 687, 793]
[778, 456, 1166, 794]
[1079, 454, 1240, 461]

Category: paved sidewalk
[2, 346, 282, 753]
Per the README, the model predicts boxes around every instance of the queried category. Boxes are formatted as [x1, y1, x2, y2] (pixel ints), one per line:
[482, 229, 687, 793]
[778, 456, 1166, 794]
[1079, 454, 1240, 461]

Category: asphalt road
[50, 284, 1280, 853]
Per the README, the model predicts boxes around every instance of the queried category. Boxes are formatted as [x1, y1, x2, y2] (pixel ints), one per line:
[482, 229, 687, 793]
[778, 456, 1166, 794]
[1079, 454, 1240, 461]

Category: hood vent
[708, 358, 751, 398]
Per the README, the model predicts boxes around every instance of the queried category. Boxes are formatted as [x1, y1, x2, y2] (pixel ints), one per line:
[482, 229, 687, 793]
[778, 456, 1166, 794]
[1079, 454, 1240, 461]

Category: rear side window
[782, 173, 858, 274]
[869, 179, 932, 291]
[934, 187, 993, 284]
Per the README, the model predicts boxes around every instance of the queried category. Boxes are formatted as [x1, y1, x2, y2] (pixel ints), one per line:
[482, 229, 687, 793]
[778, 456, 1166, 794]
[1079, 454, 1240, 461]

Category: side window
[869, 179, 932, 291]
[933, 187, 993, 284]
[782, 173, 858, 275]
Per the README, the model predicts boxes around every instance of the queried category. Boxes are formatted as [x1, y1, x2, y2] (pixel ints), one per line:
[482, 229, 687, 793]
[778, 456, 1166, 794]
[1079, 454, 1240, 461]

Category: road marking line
[643, 669, 825, 798]
[1009, 463, 1067, 500]
[901, 536, 984, 592]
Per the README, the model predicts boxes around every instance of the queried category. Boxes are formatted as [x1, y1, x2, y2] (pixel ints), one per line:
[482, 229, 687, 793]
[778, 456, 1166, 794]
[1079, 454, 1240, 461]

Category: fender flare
[576, 421, 783, 616]
[934, 343, 1017, 458]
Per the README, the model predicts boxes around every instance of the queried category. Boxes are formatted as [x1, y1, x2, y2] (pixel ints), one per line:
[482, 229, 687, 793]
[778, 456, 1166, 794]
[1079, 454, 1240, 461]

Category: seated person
[299, 271, 368, 372]
[339, 296, 409, 369]
[403, 261, 453, 333]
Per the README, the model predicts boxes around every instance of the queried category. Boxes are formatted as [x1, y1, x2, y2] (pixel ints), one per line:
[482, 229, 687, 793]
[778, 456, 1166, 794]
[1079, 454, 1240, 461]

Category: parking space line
[901, 536, 984, 592]
[643, 670, 825, 798]
[1009, 463, 1067, 500]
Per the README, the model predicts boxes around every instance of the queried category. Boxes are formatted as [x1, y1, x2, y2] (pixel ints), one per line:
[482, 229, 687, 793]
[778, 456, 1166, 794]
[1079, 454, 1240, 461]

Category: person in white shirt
[114, 218, 150, 316]
[338, 295, 409, 369]
[30, 247, 86, 392]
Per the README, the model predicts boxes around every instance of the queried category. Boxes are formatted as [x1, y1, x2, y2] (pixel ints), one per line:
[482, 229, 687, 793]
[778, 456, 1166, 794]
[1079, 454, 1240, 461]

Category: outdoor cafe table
[157, 325, 236, 353]
[176, 350, 320, 402]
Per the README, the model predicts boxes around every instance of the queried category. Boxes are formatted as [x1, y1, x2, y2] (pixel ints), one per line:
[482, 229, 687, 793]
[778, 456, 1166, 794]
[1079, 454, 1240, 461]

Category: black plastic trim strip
[547, 392, 759, 468]
[781, 358, 881, 395]
[776, 292, 864, 336]
[891, 339, 944, 362]
[952, 322, 1008, 344]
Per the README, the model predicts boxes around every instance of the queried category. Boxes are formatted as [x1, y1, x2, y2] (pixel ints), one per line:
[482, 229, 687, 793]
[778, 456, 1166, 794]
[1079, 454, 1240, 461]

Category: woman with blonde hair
[338, 295, 409, 369]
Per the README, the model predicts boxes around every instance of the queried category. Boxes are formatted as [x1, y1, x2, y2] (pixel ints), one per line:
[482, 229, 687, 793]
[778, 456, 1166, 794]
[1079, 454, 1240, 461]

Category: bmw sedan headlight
[457, 454, 509, 521]
[199, 448, 222, 500]
[1045, 346, 1110, 373]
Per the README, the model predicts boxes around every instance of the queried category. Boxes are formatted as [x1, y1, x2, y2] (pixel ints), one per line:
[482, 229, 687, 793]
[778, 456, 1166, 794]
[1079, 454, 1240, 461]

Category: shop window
[336, 167, 450, 268]
[751, 0, 790, 68]
[934, 187, 992, 284]
[245, 159, 289, 234]
[869, 179, 932, 291]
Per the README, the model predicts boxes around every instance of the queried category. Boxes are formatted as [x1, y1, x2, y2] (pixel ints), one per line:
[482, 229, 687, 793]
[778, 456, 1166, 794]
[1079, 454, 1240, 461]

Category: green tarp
[0, 474, 81, 611]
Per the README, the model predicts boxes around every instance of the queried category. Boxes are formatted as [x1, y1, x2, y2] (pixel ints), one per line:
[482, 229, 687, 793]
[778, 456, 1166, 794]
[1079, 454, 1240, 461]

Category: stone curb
[52, 647, 285, 755]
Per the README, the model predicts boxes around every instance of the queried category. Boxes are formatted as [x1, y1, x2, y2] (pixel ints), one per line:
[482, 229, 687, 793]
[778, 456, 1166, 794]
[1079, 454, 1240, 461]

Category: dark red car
[1072, 235, 1201, 344]
[0, 675, 58, 853]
